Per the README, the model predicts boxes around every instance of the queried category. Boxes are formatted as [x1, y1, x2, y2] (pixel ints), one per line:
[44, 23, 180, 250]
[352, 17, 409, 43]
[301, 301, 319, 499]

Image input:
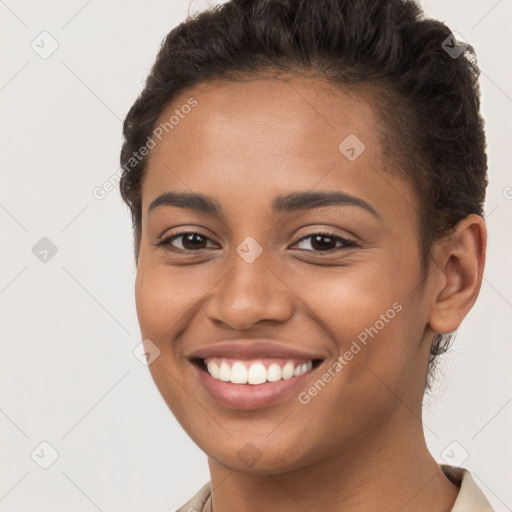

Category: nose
[205, 249, 295, 331]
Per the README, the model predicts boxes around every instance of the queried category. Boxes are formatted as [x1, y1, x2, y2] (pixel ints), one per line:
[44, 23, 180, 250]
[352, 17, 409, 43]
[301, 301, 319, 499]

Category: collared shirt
[175, 464, 495, 511]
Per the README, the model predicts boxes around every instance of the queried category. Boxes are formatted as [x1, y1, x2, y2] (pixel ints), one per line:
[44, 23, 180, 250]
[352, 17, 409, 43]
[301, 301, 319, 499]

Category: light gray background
[0, 1, 510, 510]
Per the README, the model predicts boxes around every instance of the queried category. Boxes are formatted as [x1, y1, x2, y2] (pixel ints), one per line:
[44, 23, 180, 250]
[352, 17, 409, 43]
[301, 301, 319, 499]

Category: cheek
[289, 259, 422, 399]
[134, 271, 184, 427]
[135, 261, 195, 339]
[134, 265, 184, 381]
[288, 259, 407, 336]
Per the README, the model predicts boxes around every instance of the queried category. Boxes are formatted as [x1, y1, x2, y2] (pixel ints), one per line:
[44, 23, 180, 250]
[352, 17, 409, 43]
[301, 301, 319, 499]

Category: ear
[428, 214, 487, 334]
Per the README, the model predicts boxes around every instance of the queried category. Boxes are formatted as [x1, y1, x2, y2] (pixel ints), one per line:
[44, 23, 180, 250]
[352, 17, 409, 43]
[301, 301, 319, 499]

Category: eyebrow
[148, 190, 379, 218]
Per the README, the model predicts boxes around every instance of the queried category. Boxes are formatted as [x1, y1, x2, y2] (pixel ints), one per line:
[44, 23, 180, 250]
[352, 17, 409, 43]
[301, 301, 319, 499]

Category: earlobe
[428, 214, 487, 334]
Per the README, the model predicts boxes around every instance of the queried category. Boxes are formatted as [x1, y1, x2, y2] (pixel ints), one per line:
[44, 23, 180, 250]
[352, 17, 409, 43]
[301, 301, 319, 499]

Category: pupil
[312, 235, 335, 251]
[184, 233, 206, 250]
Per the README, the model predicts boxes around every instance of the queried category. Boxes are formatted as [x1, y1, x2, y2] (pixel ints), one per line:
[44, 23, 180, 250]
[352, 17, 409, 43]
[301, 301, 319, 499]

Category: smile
[186, 341, 326, 409]
[202, 357, 321, 385]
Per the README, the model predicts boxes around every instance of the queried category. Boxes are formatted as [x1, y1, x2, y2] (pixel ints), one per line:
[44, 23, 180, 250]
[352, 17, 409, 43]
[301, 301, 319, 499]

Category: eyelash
[154, 230, 358, 254]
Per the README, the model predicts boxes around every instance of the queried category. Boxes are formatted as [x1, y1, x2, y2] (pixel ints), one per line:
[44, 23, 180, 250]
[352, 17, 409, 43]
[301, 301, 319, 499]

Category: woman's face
[135, 76, 436, 473]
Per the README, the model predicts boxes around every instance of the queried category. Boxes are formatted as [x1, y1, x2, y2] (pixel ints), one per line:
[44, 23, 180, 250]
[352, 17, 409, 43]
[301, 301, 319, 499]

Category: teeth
[207, 361, 219, 379]
[219, 361, 231, 382]
[267, 363, 282, 382]
[282, 362, 294, 380]
[247, 363, 267, 385]
[231, 362, 248, 384]
[204, 358, 315, 385]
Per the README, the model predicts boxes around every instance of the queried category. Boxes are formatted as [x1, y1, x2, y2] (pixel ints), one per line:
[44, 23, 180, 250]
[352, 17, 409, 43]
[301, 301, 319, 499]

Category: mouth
[186, 340, 327, 410]
[190, 356, 325, 410]
[192, 357, 324, 385]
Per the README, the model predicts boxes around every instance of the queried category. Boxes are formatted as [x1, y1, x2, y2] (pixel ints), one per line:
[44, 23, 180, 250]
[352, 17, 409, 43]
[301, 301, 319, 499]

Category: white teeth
[267, 363, 282, 382]
[282, 362, 295, 380]
[207, 361, 219, 379]
[204, 358, 316, 385]
[219, 361, 231, 382]
[231, 362, 248, 384]
[247, 363, 267, 385]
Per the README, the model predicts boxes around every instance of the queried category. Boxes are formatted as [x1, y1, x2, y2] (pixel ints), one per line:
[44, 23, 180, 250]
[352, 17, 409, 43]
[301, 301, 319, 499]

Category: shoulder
[441, 464, 495, 512]
[175, 469, 496, 512]
[175, 481, 211, 512]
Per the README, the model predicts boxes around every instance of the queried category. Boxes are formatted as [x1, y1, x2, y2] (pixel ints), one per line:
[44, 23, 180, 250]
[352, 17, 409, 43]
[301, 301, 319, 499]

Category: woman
[119, 0, 493, 510]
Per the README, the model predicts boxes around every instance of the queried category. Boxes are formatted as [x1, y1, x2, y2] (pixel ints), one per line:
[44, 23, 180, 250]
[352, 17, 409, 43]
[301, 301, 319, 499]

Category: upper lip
[186, 340, 326, 361]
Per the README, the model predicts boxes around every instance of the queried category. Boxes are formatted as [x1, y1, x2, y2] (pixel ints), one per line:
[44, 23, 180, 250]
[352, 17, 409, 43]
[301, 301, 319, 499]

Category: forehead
[148, 75, 378, 163]
[141, 76, 414, 220]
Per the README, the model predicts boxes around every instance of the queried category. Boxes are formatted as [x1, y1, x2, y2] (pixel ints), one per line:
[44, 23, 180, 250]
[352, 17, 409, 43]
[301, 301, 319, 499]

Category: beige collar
[176, 464, 495, 512]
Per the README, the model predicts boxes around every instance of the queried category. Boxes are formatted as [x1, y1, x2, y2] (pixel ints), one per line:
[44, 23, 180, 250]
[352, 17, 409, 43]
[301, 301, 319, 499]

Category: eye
[154, 230, 357, 254]
[291, 231, 357, 252]
[155, 232, 219, 252]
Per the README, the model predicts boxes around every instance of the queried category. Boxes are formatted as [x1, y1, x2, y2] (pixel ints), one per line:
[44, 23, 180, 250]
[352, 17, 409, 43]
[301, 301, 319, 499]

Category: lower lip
[193, 362, 318, 410]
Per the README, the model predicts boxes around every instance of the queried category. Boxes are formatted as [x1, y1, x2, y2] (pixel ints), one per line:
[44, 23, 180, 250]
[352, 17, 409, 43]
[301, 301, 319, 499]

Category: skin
[134, 76, 486, 512]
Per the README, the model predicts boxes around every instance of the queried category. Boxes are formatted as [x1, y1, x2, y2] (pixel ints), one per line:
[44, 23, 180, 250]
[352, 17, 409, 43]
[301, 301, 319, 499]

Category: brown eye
[292, 232, 357, 252]
[156, 232, 219, 252]
[181, 233, 208, 250]
[311, 234, 337, 251]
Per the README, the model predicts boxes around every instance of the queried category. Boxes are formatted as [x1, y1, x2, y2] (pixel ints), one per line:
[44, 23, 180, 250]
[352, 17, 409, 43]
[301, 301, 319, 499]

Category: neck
[207, 410, 459, 512]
